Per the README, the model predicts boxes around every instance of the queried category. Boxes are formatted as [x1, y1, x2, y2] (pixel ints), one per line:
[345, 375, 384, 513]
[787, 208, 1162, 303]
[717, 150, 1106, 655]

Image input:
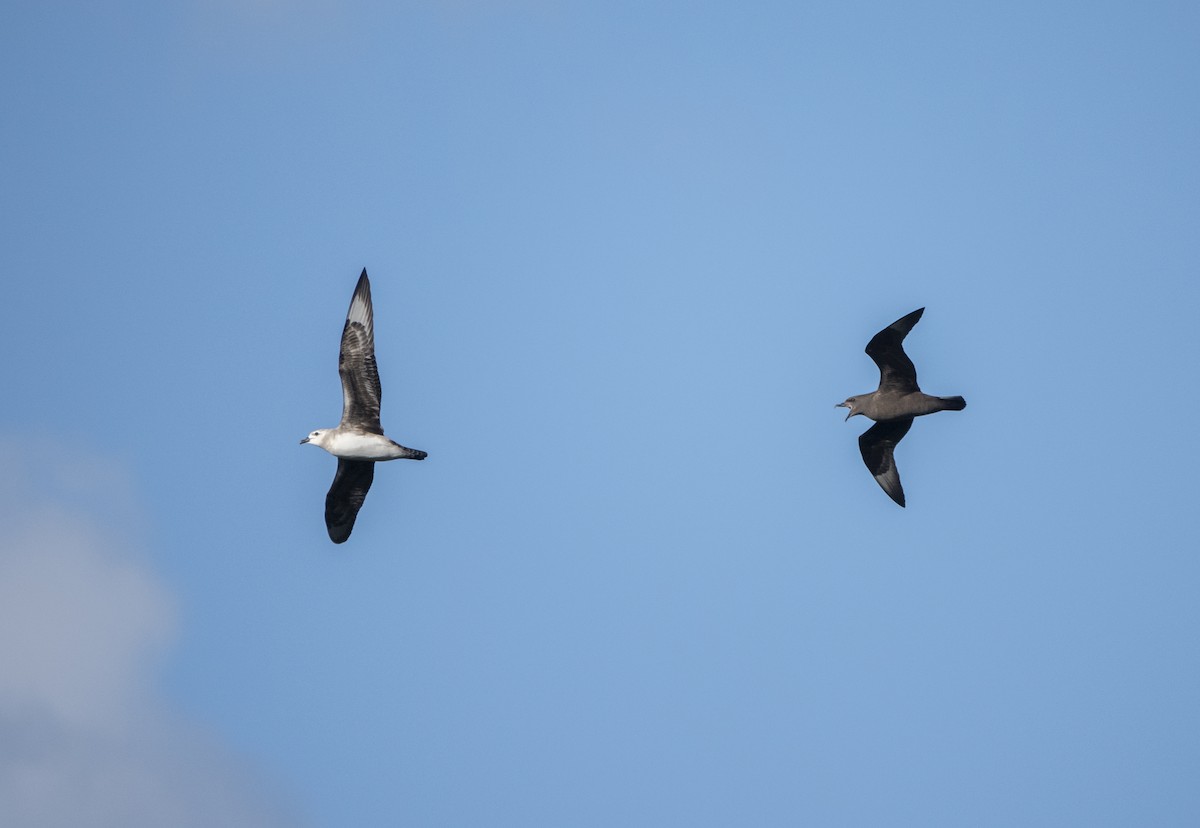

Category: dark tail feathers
[393, 443, 428, 460]
[940, 396, 967, 411]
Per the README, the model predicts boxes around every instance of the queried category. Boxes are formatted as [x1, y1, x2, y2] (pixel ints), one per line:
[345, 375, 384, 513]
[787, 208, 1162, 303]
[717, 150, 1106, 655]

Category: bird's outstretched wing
[858, 418, 913, 507]
[865, 307, 923, 394]
[338, 269, 383, 434]
[325, 459, 375, 543]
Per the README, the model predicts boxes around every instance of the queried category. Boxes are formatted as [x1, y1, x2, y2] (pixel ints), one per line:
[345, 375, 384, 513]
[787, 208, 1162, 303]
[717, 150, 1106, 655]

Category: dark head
[836, 397, 863, 421]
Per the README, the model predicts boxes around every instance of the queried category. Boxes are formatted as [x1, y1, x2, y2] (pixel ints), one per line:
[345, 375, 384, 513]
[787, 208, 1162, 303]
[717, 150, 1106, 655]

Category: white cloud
[0, 443, 302, 828]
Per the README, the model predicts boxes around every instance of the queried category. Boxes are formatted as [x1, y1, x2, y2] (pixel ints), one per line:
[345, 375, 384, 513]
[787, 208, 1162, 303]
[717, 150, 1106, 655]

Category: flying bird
[301, 269, 427, 542]
[837, 308, 965, 507]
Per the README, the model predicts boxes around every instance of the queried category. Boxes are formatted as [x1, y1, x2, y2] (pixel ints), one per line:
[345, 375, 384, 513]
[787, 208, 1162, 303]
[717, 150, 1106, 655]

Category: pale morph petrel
[301, 269, 427, 543]
[837, 308, 965, 507]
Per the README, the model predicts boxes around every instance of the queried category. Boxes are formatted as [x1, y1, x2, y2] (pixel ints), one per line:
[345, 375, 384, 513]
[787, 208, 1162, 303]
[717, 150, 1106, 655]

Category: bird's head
[836, 397, 861, 421]
[300, 429, 330, 448]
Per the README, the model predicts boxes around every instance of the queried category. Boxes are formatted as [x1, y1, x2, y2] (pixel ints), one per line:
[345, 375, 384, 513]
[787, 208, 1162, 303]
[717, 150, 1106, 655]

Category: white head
[300, 429, 334, 449]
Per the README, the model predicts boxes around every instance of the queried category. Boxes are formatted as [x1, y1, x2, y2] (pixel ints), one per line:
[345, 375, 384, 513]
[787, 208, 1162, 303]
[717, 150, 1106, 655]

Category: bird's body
[302, 269, 426, 542]
[837, 307, 964, 507]
[305, 429, 423, 462]
[838, 389, 963, 422]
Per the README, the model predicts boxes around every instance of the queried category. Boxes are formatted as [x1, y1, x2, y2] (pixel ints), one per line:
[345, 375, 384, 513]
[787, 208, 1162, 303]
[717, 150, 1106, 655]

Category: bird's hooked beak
[835, 401, 853, 421]
[299, 436, 311, 444]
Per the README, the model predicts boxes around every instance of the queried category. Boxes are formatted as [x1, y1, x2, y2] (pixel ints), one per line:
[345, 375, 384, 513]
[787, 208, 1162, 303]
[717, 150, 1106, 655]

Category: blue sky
[3, 1, 1199, 825]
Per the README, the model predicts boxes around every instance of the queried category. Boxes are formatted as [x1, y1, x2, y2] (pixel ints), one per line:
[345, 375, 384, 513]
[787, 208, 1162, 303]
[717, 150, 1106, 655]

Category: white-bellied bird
[302, 269, 427, 542]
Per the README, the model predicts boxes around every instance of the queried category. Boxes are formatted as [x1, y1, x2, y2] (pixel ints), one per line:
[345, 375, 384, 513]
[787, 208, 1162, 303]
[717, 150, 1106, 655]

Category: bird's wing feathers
[865, 307, 923, 394]
[338, 269, 383, 434]
[325, 459, 375, 543]
[858, 418, 913, 507]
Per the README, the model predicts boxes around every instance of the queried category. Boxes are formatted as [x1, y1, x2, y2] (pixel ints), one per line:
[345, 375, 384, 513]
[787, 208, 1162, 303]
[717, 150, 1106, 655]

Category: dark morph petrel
[837, 308, 965, 507]
[301, 269, 427, 543]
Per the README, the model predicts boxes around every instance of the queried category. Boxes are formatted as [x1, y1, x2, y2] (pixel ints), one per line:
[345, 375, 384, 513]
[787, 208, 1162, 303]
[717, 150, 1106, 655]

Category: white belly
[326, 431, 402, 461]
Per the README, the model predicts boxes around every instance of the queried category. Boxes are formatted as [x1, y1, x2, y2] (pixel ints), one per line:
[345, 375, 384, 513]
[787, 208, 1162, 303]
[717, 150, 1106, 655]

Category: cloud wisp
[0, 443, 301, 828]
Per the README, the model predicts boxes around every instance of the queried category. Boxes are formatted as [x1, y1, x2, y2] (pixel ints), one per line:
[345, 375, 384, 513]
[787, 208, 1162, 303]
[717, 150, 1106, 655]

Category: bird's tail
[391, 442, 428, 460]
[939, 396, 967, 411]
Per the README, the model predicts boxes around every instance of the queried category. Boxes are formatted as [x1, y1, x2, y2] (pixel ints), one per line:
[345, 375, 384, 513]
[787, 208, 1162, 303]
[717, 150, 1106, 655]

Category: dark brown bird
[837, 308, 965, 507]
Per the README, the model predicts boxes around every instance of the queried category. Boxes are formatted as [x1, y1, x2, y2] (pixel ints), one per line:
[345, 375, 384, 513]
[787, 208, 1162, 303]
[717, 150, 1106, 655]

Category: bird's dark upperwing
[865, 307, 924, 394]
[325, 459, 375, 543]
[858, 418, 913, 507]
[338, 269, 383, 434]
